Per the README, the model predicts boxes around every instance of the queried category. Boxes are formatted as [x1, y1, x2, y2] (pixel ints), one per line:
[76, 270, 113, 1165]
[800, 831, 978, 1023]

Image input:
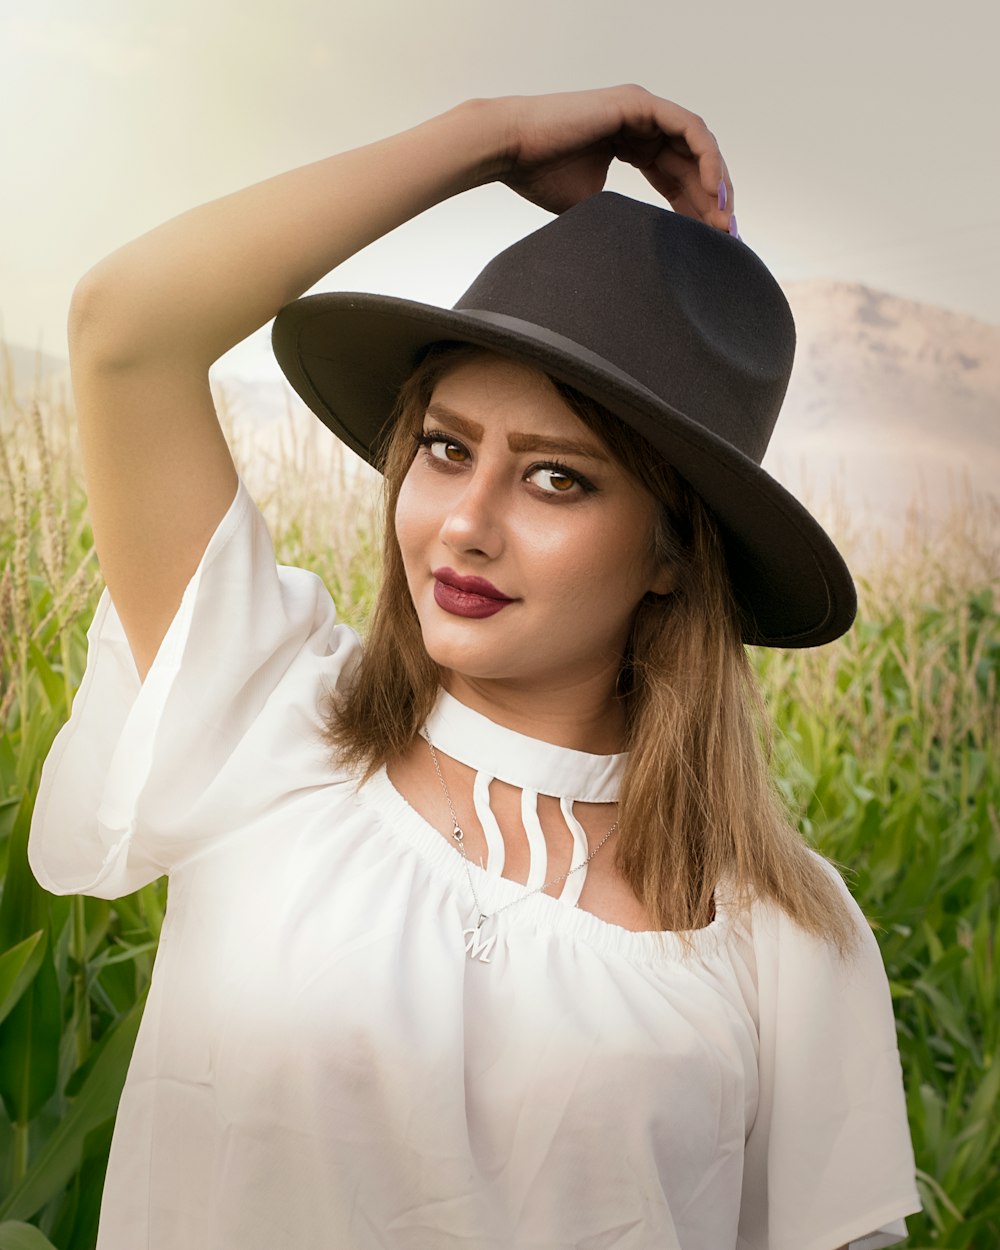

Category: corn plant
[0, 360, 155, 1247]
[754, 498, 1000, 1248]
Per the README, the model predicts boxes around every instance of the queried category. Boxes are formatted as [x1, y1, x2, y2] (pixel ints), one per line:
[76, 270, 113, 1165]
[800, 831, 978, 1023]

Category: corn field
[0, 354, 997, 1248]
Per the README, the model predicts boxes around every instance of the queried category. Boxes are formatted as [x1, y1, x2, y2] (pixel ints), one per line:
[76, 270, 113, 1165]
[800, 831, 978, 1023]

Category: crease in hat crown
[271, 191, 857, 648]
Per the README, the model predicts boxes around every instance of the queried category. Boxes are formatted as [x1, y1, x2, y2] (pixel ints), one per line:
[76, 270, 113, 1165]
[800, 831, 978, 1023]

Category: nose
[439, 469, 504, 561]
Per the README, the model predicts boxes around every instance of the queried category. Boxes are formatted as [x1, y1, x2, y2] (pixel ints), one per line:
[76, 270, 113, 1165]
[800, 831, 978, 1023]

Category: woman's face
[394, 353, 674, 706]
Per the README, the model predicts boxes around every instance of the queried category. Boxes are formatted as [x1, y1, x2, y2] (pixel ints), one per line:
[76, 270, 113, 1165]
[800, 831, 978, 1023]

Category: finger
[663, 108, 724, 197]
[646, 144, 712, 206]
[604, 88, 734, 230]
[607, 90, 723, 187]
[639, 96, 733, 227]
[611, 128, 668, 169]
[664, 133, 694, 160]
[647, 141, 732, 231]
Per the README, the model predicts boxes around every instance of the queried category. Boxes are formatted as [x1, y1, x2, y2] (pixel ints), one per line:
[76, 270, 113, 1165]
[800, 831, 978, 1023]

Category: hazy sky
[2, 0, 998, 379]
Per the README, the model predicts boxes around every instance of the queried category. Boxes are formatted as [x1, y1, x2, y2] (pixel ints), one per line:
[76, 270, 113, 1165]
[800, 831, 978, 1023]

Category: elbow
[68, 266, 214, 374]
[67, 265, 165, 371]
[68, 268, 132, 369]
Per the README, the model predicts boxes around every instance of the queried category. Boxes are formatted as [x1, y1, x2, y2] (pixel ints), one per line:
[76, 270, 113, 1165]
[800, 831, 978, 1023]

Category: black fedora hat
[271, 191, 856, 648]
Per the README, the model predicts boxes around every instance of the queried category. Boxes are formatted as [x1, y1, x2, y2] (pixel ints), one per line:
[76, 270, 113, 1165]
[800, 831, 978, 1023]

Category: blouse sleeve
[737, 855, 922, 1250]
[28, 475, 362, 900]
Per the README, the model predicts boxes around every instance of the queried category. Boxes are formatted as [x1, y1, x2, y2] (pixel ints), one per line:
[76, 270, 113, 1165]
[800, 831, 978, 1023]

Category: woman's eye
[434, 441, 467, 463]
[527, 465, 584, 494]
[418, 433, 468, 463]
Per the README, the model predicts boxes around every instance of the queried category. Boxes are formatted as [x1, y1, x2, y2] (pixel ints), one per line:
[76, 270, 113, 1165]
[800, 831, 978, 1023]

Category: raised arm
[69, 85, 732, 682]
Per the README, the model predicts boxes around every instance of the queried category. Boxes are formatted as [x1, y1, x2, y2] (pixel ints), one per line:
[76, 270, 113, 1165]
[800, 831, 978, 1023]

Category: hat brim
[271, 292, 857, 648]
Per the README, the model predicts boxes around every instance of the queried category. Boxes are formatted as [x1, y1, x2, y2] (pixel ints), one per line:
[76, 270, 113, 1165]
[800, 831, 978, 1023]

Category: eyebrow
[424, 403, 609, 462]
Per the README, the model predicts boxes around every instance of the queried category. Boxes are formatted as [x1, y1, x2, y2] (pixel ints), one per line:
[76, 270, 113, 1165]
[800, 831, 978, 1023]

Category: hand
[492, 85, 733, 233]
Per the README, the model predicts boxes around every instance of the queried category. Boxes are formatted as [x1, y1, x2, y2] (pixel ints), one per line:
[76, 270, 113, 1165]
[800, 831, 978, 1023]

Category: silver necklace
[424, 732, 619, 963]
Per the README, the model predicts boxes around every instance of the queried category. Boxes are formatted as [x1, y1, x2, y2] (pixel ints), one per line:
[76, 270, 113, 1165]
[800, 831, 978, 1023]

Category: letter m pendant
[463, 925, 496, 964]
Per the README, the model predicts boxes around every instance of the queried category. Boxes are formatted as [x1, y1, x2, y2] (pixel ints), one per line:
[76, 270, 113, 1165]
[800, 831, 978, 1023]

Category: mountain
[764, 281, 999, 555]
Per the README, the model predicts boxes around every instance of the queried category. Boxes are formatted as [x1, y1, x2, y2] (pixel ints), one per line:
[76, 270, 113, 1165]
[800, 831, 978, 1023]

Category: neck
[441, 669, 627, 754]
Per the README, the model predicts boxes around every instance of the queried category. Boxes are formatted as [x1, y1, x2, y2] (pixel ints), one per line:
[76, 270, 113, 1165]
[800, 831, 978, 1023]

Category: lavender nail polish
[728, 213, 739, 239]
[718, 180, 727, 212]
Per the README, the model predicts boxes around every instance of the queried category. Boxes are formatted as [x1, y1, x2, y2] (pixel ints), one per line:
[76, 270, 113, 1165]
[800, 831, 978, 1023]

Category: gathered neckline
[423, 689, 627, 803]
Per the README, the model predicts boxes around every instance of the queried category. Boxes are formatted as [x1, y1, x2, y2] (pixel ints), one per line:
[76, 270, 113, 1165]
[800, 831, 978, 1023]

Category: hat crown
[454, 192, 795, 464]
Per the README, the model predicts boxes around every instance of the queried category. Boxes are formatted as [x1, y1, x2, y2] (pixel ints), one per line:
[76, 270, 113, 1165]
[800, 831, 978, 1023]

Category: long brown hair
[321, 343, 857, 954]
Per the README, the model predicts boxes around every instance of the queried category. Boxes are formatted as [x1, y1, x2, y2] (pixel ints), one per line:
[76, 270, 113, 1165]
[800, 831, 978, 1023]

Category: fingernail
[718, 180, 727, 212]
[728, 213, 739, 239]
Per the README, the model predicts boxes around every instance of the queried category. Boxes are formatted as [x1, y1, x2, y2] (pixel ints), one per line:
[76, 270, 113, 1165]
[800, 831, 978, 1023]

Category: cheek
[393, 470, 430, 569]
[576, 506, 659, 586]
[530, 520, 655, 624]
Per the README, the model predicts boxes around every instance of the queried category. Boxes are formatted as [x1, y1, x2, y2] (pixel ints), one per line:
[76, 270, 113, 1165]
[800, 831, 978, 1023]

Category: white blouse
[28, 475, 921, 1250]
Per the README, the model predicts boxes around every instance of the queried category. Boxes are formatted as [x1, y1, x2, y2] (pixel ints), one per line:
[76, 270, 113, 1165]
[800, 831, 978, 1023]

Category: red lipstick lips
[432, 567, 515, 619]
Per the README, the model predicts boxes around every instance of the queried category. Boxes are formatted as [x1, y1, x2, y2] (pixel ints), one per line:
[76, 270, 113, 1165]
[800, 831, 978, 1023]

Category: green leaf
[0, 990, 146, 1222]
[0, 796, 49, 955]
[0, 948, 61, 1125]
[0, 795, 21, 843]
[0, 932, 45, 1027]
[85, 939, 159, 976]
[45, 1117, 116, 1250]
[26, 642, 63, 715]
[0, 785, 61, 1125]
[0, 1222, 59, 1250]
[915, 1165, 967, 1224]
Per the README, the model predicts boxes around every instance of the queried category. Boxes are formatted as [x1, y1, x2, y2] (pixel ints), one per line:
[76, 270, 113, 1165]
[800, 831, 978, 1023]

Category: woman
[29, 86, 920, 1248]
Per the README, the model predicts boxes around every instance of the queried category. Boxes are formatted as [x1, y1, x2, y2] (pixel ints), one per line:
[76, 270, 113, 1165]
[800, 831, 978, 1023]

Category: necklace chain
[423, 732, 619, 942]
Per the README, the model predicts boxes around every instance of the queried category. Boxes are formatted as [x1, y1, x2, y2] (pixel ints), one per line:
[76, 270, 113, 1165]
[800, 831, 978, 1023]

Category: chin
[421, 639, 511, 682]
[416, 606, 508, 667]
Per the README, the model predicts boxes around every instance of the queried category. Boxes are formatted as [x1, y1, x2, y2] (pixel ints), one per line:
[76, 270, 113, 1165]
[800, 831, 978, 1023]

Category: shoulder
[805, 850, 884, 962]
[736, 851, 897, 1050]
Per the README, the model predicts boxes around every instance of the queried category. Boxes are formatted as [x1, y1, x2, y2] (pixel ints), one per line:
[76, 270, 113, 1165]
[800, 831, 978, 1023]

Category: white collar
[423, 689, 627, 803]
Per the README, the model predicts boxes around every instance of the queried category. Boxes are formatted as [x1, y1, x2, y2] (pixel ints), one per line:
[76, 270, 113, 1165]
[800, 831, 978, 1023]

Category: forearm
[70, 98, 509, 371]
